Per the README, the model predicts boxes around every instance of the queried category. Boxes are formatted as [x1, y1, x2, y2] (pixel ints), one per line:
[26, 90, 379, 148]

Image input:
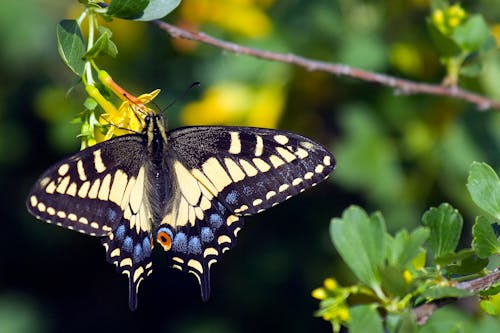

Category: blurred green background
[1, 0, 500, 332]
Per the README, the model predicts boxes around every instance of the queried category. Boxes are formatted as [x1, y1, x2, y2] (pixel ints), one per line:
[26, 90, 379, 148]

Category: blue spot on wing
[201, 227, 214, 243]
[173, 232, 188, 252]
[115, 225, 126, 241]
[133, 244, 143, 262]
[217, 202, 226, 214]
[107, 208, 118, 222]
[225, 190, 238, 205]
[188, 237, 202, 254]
[142, 237, 151, 256]
[122, 236, 133, 253]
[209, 214, 223, 229]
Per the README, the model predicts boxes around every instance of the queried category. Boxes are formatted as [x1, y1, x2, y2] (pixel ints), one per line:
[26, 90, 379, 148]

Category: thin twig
[413, 267, 500, 325]
[154, 21, 500, 111]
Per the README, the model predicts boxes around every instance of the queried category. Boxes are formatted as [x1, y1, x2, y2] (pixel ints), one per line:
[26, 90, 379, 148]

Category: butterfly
[26, 112, 335, 310]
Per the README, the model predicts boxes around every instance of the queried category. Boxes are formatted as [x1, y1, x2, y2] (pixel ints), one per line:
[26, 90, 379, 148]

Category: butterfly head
[145, 113, 168, 150]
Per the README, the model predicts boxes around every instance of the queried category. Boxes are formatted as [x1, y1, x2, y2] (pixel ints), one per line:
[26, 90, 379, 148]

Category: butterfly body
[27, 113, 335, 310]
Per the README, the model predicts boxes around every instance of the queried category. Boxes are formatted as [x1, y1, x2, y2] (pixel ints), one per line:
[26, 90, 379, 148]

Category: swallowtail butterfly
[26, 112, 335, 310]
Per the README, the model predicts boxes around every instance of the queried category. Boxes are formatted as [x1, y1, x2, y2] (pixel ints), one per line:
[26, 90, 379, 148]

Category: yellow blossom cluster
[311, 278, 350, 330]
[431, 4, 467, 36]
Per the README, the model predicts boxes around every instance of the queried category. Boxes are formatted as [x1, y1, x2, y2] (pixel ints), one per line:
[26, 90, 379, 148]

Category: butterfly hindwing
[103, 217, 153, 310]
[156, 126, 334, 298]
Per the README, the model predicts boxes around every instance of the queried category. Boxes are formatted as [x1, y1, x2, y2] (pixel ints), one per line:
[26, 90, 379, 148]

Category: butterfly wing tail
[102, 222, 153, 310]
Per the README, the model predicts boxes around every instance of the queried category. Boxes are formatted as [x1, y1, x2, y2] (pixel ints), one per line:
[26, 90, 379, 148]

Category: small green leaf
[422, 203, 463, 260]
[379, 265, 408, 298]
[107, 0, 149, 19]
[56, 20, 86, 76]
[416, 286, 472, 304]
[480, 298, 500, 316]
[83, 97, 97, 111]
[446, 252, 489, 275]
[348, 304, 384, 333]
[330, 206, 386, 290]
[84, 27, 117, 59]
[472, 216, 500, 259]
[386, 312, 418, 333]
[467, 162, 500, 220]
[427, 22, 461, 57]
[386, 227, 429, 267]
[419, 306, 472, 333]
[134, 0, 181, 21]
[436, 248, 475, 266]
[452, 15, 492, 52]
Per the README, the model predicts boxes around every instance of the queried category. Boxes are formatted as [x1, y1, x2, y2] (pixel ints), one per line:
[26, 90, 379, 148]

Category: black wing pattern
[26, 134, 153, 310]
[159, 126, 335, 299]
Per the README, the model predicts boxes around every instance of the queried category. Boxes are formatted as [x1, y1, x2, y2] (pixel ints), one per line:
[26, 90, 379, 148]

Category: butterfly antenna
[161, 82, 200, 114]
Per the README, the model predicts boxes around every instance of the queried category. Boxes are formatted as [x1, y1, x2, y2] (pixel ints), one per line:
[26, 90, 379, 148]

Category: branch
[413, 267, 500, 325]
[154, 21, 500, 111]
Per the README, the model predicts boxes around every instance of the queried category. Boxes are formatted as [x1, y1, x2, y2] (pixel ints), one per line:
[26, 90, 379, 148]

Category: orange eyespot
[157, 231, 172, 251]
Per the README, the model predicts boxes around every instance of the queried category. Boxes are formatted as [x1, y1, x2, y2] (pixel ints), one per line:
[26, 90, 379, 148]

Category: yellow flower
[430, 4, 467, 36]
[491, 24, 500, 46]
[99, 89, 161, 141]
[312, 288, 328, 300]
[179, 0, 273, 38]
[403, 270, 413, 284]
[181, 82, 285, 128]
[83, 70, 161, 146]
[324, 278, 338, 291]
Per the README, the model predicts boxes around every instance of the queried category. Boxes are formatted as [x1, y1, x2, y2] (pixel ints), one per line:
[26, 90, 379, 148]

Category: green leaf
[386, 312, 418, 333]
[107, 0, 149, 19]
[467, 162, 500, 220]
[379, 265, 408, 298]
[480, 298, 500, 316]
[452, 15, 492, 52]
[419, 306, 471, 333]
[445, 252, 489, 275]
[56, 20, 86, 76]
[416, 286, 472, 304]
[386, 227, 429, 267]
[348, 304, 384, 333]
[330, 206, 386, 290]
[472, 216, 500, 259]
[84, 27, 117, 59]
[422, 203, 463, 260]
[436, 248, 474, 266]
[427, 22, 461, 57]
[83, 97, 97, 111]
[134, 0, 181, 21]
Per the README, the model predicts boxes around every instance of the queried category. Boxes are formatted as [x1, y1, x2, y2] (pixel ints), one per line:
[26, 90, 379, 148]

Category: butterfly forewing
[168, 126, 335, 215]
[27, 134, 154, 310]
[27, 135, 147, 235]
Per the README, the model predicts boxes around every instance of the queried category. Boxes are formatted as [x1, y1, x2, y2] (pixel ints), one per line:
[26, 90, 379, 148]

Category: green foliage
[421, 203, 462, 262]
[106, 0, 180, 21]
[348, 305, 384, 333]
[84, 27, 117, 59]
[427, 1, 496, 84]
[56, 20, 85, 76]
[134, 0, 181, 21]
[107, 0, 150, 19]
[330, 207, 387, 295]
[467, 162, 500, 220]
[316, 162, 500, 332]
